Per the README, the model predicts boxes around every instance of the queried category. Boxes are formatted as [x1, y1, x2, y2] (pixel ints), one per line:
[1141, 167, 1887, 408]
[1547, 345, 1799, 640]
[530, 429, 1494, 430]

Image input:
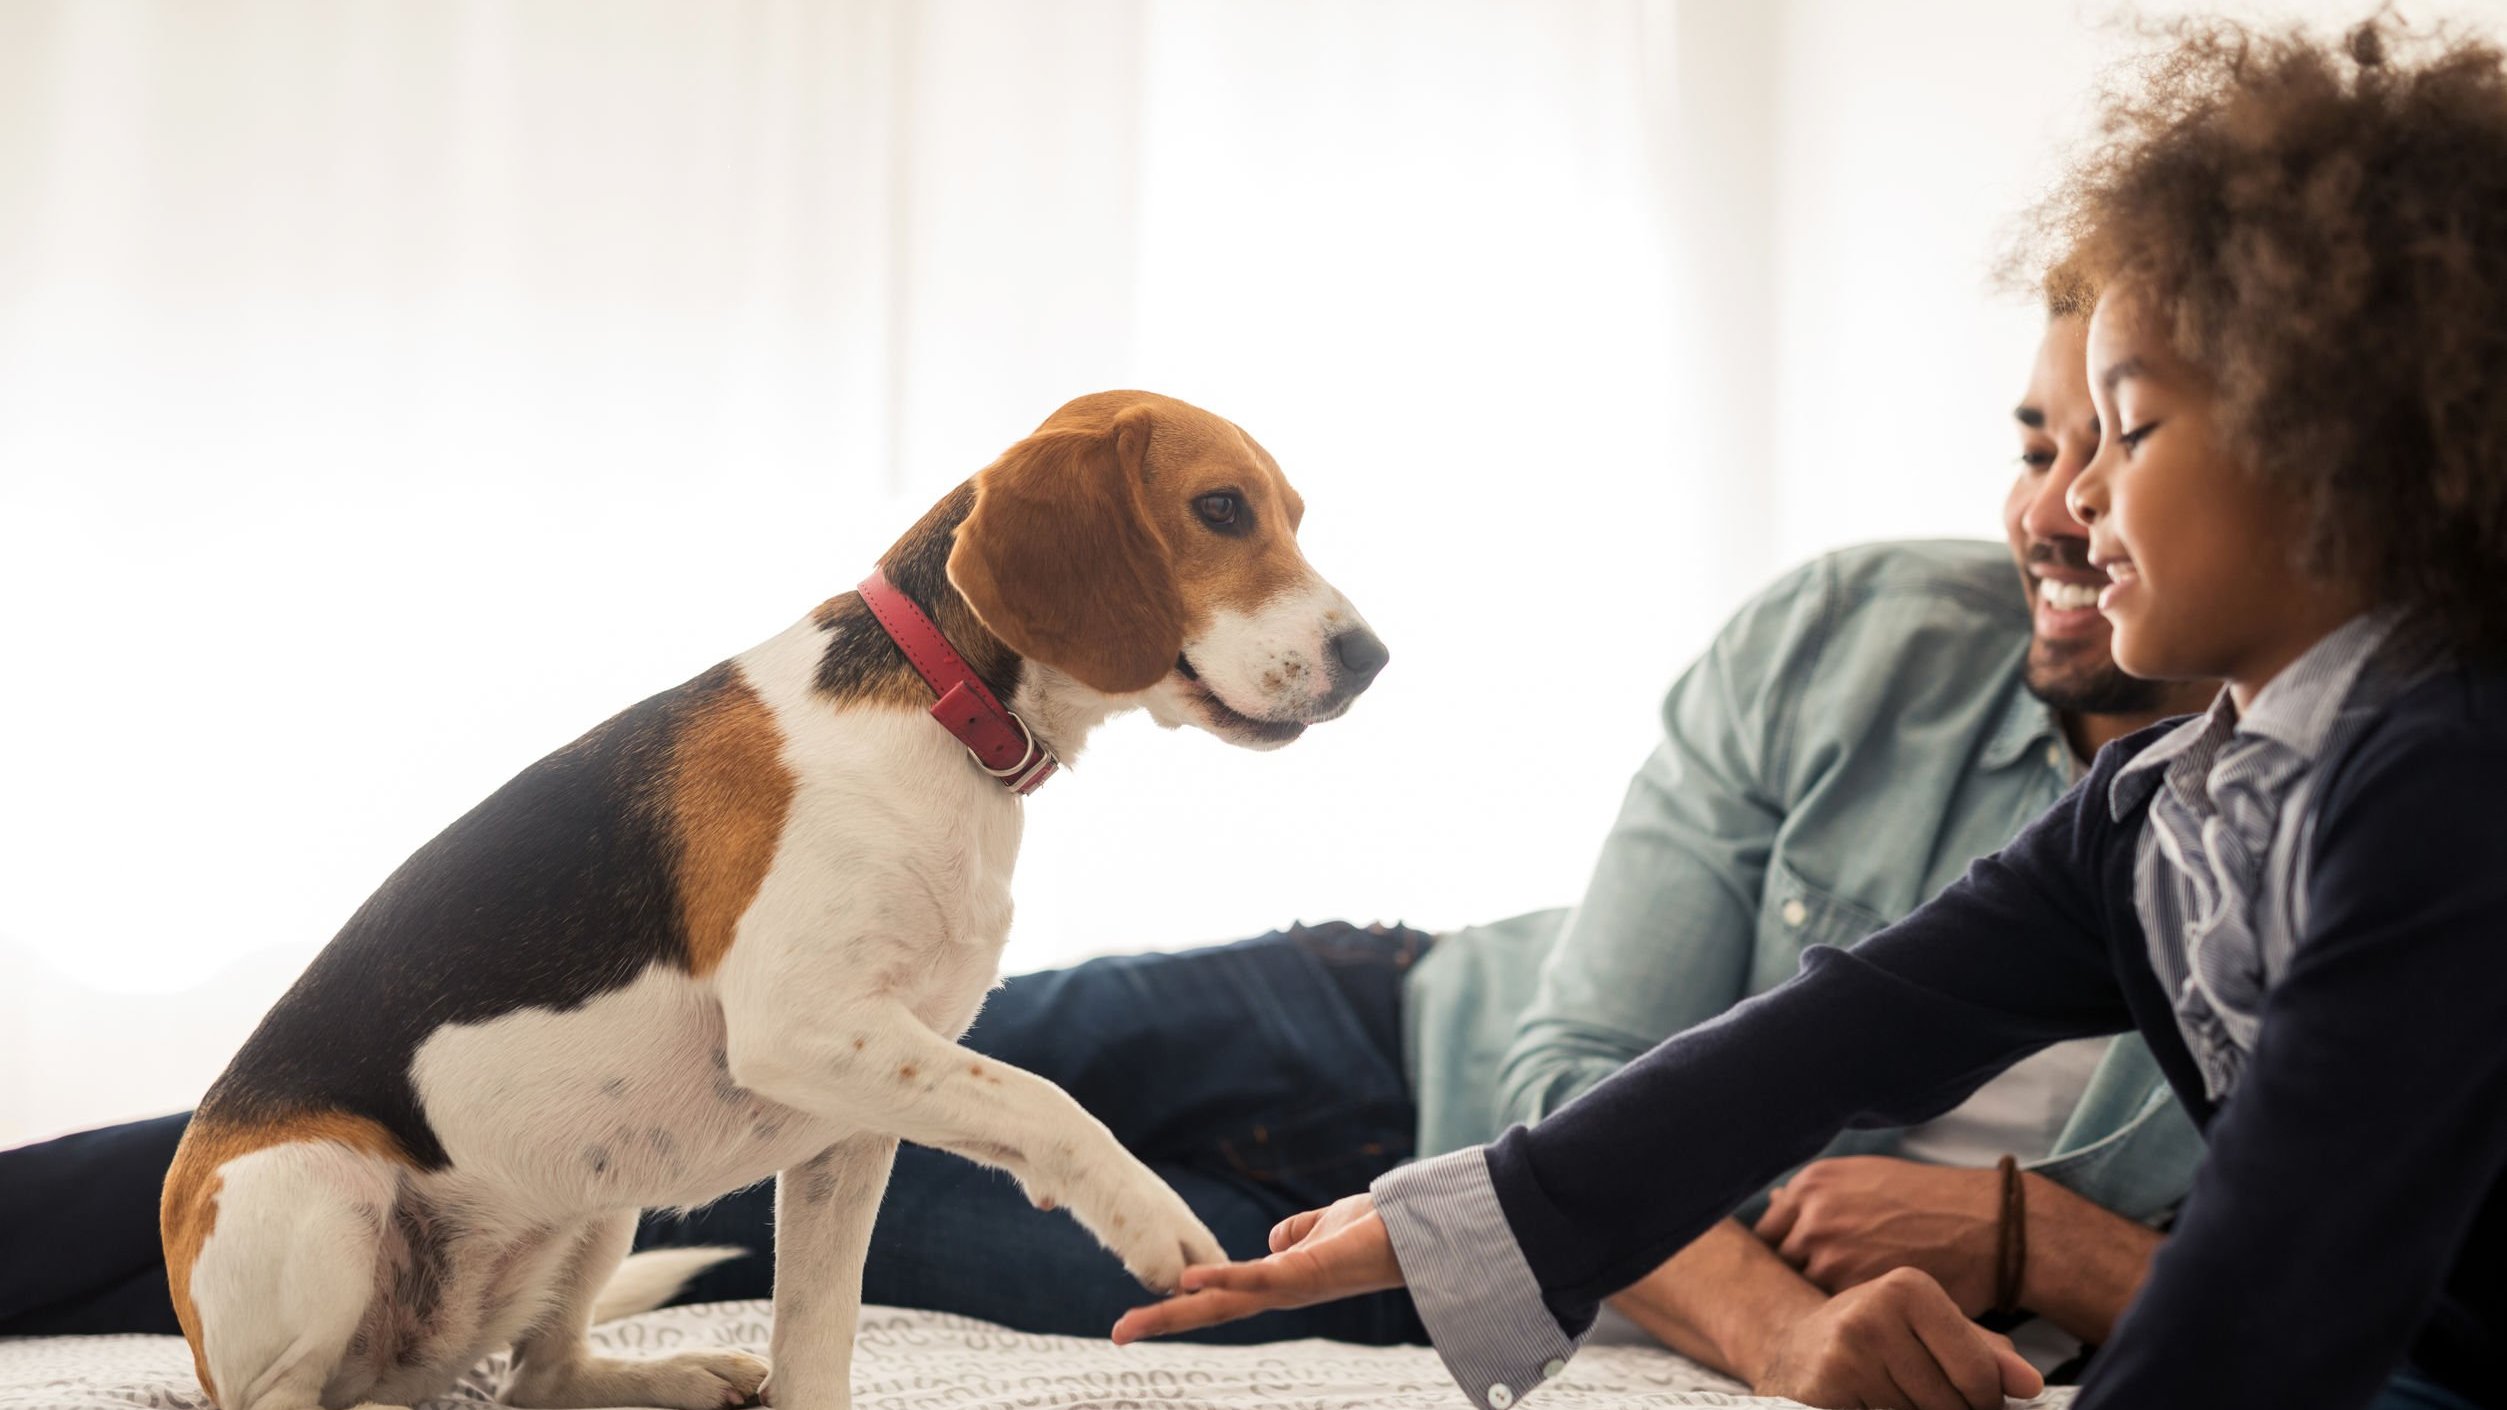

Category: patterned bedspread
[0, 1300, 2077, 1409]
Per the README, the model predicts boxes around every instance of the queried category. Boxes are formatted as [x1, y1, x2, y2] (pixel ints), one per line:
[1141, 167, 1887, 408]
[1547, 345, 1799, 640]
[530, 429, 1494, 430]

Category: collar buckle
[968, 709, 1059, 796]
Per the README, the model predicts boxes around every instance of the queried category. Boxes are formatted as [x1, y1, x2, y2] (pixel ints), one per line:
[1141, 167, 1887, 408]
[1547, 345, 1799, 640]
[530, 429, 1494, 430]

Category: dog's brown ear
[949, 405, 1188, 694]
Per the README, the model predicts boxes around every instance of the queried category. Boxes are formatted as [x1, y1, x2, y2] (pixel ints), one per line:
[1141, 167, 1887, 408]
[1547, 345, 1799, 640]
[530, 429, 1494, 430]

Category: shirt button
[2046, 742, 2068, 769]
[1780, 899, 1809, 928]
[1542, 1359, 1567, 1379]
[1488, 1386, 1515, 1409]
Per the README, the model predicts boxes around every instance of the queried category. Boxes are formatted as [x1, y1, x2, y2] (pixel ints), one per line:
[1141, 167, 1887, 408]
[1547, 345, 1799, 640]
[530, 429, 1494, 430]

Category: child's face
[2073, 288, 2357, 700]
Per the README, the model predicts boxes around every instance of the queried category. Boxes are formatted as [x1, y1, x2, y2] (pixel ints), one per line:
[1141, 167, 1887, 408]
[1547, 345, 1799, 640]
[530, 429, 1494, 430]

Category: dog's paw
[698, 1350, 774, 1408]
[1076, 1162, 1229, 1294]
[512, 1350, 770, 1410]
[637, 1350, 771, 1409]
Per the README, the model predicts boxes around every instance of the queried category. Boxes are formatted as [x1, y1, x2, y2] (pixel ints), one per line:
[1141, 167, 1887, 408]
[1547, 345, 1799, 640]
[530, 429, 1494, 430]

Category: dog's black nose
[1329, 628, 1390, 687]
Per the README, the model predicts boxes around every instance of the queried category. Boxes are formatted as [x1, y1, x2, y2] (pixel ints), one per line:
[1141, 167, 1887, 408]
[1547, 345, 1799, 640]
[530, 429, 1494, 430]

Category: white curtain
[1, 0, 1743, 1144]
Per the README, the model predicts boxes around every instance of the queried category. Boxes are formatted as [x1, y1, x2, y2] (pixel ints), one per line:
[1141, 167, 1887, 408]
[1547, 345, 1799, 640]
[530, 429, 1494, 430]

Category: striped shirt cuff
[1373, 1146, 1583, 1410]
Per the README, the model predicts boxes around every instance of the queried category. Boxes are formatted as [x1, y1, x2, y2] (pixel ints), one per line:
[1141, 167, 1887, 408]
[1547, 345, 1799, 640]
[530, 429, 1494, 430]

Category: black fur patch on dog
[197, 664, 744, 1169]
[814, 483, 1023, 709]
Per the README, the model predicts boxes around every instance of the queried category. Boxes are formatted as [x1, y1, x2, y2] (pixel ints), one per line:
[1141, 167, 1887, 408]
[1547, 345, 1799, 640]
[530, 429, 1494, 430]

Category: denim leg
[0, 1111, 191, 1334]
[954, 924, 1424, 1184]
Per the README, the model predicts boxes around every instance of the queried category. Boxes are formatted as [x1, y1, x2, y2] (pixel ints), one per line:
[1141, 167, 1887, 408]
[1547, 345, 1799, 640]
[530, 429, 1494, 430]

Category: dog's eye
[1194, 493, 1244, 531]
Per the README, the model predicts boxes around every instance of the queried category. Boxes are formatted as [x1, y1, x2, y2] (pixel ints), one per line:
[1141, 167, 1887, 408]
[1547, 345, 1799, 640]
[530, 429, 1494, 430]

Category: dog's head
[948, 391, 1385, 749]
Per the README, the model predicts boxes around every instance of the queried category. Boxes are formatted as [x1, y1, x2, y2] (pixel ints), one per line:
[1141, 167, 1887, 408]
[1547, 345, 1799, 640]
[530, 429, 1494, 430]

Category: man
[0, 313, 2209, 1406]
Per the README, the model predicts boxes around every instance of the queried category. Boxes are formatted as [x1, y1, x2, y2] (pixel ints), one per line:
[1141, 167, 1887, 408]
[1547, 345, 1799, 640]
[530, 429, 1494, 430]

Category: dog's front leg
[760, 1134, 898, 1410]
[723, 996, 1224, 1294]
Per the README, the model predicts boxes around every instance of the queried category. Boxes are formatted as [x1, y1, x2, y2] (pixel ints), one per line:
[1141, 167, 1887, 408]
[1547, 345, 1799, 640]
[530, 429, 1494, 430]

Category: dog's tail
[590, 1246, 749, 1323]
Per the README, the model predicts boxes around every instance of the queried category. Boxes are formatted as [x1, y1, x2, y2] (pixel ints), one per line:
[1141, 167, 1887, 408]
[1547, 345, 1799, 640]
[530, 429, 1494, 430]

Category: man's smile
[2029, 560, 2112, 643]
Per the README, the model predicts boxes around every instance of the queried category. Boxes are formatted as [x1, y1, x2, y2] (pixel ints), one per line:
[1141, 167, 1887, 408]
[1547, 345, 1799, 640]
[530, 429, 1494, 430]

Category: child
[1114, 17, 2507, 1410]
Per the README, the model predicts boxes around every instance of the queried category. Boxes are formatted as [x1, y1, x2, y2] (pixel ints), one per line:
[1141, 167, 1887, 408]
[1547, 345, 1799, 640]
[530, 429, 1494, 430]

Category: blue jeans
[0, 924, 1429, 1346]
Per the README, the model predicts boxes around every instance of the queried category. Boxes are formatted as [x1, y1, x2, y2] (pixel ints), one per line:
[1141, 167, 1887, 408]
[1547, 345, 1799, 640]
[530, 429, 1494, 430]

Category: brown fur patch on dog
[948, 407, 1189, 695]
[950, 392, 1316, 694]
[667, 674, 797, 977]
[161, 1111, 414, 1402]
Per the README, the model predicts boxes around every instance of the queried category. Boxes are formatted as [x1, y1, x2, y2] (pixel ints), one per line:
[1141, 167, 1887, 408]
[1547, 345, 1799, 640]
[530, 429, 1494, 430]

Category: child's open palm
[1110, 1193, 1405, 1343]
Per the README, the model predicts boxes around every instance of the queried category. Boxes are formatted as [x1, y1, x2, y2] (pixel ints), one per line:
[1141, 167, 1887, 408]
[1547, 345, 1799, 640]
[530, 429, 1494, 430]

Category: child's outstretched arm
[1117, 754, 2148, 1409]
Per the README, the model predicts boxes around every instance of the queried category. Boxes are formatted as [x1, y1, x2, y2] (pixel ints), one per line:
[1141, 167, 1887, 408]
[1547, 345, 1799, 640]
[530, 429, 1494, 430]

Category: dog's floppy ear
[948, 404, 1187, 694]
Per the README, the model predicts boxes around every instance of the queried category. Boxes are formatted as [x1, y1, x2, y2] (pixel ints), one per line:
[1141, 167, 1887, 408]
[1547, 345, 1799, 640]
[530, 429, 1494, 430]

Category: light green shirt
[1403, 540, 2201, 1222]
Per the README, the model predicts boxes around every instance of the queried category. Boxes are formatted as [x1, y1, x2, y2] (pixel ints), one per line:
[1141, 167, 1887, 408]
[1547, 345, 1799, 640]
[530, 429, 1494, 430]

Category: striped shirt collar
[2109, 611, 2408, 1101]
[2108, 612, 2398, 823]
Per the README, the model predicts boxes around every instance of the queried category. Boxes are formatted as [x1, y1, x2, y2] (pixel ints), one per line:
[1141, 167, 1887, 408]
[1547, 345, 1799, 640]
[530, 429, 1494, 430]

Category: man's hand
[1755, 1157, 2002, 1315]
[1750, 1268, 2043, 1410]
[1109, 1194, 1403, 1344]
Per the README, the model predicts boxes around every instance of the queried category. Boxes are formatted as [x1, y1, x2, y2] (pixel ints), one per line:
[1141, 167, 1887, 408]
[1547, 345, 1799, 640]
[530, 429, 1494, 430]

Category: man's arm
[1616, 1220, 2049, 1407]
[1485, 752, 2138, 1337]
[1606, 1220, 1825, 1379]
[2016, 1171, 2160, 1345]
[1626, 1159, 2162, 1393]
[1491, 562, 1830, 1129]
[1754, 1154, 2162, 1343]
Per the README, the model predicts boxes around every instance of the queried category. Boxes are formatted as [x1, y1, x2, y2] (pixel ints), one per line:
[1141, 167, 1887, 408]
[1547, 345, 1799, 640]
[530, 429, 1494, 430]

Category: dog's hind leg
[505, 1212, 767, 1410]
[758, 1134, 899, 1410]
[180, 1142, 399, 1410]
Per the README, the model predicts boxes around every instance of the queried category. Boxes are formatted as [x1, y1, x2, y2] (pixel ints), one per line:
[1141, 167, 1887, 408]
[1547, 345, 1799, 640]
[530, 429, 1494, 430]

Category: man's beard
[2017, 537, 2175, 717]
[2023, 638, 2174, 716]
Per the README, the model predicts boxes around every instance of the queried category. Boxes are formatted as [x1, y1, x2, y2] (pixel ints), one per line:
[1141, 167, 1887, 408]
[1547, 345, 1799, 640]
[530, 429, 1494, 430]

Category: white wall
[1761, 0, 2507, 562]
[1768, 0, 2103, 562]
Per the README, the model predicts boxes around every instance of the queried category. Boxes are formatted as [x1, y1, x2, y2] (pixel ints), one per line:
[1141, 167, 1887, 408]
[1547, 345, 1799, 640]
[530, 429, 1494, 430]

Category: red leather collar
[856, 571, 1058, 796]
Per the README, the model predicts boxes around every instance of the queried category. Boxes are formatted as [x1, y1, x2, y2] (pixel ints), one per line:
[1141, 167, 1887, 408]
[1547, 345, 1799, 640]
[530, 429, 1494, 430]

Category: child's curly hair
[2026, 12, 2507, 660]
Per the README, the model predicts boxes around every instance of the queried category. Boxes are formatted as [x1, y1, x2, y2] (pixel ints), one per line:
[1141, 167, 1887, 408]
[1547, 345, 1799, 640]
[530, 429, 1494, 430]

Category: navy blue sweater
[1484, 662, 2507, 1409]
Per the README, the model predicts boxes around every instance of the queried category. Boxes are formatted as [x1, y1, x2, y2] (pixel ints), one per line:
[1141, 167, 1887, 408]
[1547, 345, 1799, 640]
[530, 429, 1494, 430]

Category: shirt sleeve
[2073, 721, 2507, 1410]
[1490, 561, 1824, 1131]
[1372, 1148, 1583, 1410]
[1484, 757, 2140, 1332]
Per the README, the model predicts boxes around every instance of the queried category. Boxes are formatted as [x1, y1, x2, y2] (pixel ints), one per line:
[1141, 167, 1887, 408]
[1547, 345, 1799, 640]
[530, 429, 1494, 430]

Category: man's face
[2002, 315, 2172, 715]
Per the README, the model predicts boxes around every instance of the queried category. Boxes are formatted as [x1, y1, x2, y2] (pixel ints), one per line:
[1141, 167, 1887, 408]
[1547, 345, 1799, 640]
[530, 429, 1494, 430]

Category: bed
[1, 1301, 2076, 1409]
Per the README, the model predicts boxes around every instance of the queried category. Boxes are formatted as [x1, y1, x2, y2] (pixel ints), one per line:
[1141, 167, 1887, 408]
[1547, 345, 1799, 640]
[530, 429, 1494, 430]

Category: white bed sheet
[0, 1301, 2078, 1409]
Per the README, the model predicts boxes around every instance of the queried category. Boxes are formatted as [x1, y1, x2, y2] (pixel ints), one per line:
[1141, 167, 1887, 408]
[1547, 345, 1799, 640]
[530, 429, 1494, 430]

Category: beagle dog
[159, 391, 1388, 1410]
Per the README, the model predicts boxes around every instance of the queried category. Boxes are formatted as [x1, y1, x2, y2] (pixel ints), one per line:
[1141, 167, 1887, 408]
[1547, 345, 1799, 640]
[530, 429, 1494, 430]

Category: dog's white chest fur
[408, 617, 1023, 1222]
[409, 968, 829, 1215]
